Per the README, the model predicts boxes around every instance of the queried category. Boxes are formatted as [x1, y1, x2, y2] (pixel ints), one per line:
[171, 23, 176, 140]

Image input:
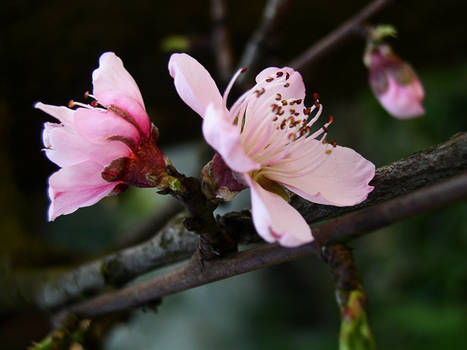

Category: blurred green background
[1, 0, 466, 349]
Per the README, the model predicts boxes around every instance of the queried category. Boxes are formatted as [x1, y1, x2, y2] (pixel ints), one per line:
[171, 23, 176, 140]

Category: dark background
[1, 0, 466, 349]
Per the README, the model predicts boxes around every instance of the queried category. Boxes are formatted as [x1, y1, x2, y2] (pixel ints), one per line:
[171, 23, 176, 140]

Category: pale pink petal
[42, 122, 130, 168]
[203, 104, 260, 173]
[92, 52, 146, 109]
[97, 93, 151, 136]
[168, 53, 223, 118]
[48, 161, 119, 221]
[92, 52, 150, 135]
[245, 175, 313, 247]
[379, 76, 425, 119]
[266, 140, 375, 206]
[255, 67, 306, 102]
[35, 102, 75, 126]
[73, 108, 140, 142]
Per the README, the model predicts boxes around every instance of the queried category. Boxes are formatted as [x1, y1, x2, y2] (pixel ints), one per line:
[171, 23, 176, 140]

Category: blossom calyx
[101, 124, 169, 188]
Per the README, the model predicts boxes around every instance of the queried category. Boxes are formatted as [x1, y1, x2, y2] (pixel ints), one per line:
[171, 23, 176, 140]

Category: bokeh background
[1, 0, 466, 349]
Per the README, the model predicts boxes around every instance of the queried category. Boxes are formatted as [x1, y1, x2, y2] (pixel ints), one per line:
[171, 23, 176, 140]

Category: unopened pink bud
[366, 45, 425, 119]
[202, 153, 247, 201]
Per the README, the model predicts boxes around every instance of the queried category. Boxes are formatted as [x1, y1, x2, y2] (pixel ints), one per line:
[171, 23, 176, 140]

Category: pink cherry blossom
[367, 45, 425, 119]
[36, 52, 166, 221]
[169, 53, 375, 247]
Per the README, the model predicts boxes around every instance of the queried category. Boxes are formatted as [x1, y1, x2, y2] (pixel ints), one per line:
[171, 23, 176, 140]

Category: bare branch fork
[2, 132, 466, 313]
[55, 172, 467, 322]
[52, 134, 467, 321]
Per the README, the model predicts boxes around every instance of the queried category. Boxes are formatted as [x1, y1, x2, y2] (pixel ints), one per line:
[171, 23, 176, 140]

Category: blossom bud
[365, 44, 425, 119]
[201, 153, 247, 201]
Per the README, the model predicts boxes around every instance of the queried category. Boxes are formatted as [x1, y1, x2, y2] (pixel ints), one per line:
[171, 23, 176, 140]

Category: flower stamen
[222, 67, 248, 106]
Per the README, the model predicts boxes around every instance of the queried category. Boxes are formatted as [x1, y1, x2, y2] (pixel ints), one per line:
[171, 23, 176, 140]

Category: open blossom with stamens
[169, 53, 375, 247]
[36, 52, 167, 221]
[365, 44, 425, 119]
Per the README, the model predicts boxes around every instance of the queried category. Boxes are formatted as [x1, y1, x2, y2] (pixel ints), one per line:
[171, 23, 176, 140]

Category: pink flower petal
[73, 107, 140, 143]
[379, 76, 425, 119]
[35, 102, 75, 126]
[231, 66, 306, 149]
[92, 52, 146, 109]
[203, 104, 260, 173]
[255, 66, 306, 102]
[168, 53, 223, 118]
[48, 161, 119, 221]
[245, 175, 313, 247]
[43, 122, 130, 168]
[99, 92, 151, 136]
[266, 140, 375, 206]
[92, 52, 150, 135]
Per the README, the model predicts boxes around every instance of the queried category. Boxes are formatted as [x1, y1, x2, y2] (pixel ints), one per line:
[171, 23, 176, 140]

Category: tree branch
[237, 0, 292, 84]
[55, 173, 467, 322]
[210, 0, 234, 84]
[110, 201, 183, 250]
[2, 132, 465, 313]
[163, 166, 237, 259]
[289, 0, 395, 70]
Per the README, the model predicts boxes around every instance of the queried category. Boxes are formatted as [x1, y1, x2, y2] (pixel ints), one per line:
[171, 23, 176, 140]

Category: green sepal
[339, 290, 375, 350]
[256, 176, 290, 202]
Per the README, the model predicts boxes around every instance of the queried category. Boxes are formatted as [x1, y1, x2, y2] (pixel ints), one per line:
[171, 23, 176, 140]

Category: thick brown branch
[57, 173, 467, 321]
[111, 201, 183, 250]
[289, 0, 394, 70]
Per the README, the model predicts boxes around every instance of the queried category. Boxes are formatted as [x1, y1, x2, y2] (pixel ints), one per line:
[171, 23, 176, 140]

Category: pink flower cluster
[36, 53, 165, 221]
[169, 54, 375, 247]
[36, 51, 375, 249]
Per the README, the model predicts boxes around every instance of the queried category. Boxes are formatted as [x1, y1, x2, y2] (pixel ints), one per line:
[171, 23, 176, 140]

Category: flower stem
[162, 164, 237, 260]
[321, 244, 375, 350]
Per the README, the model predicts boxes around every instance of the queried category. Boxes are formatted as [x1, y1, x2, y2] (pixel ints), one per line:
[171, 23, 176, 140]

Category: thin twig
[56, 173, 467, 321]
[313, 173, 467, 244]
[237, 0, 292, 84]
[289, 0, 394, 70]
[210, 0, 234, 83]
